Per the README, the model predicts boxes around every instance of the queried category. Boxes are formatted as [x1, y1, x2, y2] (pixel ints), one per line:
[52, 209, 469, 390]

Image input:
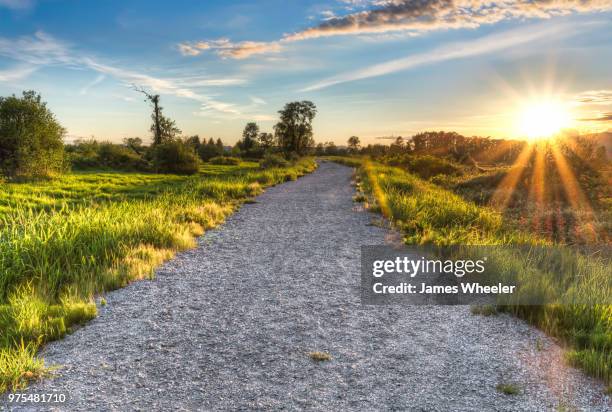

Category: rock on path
[5, 162, 610, 411]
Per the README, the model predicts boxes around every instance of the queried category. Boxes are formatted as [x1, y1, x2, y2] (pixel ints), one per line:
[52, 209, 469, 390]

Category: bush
[198, 142, 223, 161]
[150, 140, 200, 175]
[209, 156, 240, 165]
[407, 155, 461, 179]
[259, 154, 288, 169]
[67, 140, 148, 171]
[0, 91, 66, 179]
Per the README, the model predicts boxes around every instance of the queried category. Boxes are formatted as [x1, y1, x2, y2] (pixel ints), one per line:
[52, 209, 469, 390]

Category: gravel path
[4, 162, 610, 411]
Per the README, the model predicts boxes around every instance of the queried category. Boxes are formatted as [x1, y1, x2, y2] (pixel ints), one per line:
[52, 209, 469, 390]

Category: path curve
[5, 162, 610, 411]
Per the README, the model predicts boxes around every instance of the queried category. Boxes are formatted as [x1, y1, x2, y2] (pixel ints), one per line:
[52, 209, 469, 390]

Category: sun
[516, 99, 572, 140]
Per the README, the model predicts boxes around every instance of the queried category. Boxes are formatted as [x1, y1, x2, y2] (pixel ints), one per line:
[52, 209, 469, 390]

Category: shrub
[407, 155, 461, 179]
[209, 156, 240, 165]
[259, 154, 288, 169]
[97, 143, 148, 170]
[68, 140, 148, 171]
[0, 91, 66, 179]
[150, 140, 200, 175]
[198, 142, 223, 161]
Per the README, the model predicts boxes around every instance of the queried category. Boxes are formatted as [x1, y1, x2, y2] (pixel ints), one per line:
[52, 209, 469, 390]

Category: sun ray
[549, 142, 597, 243]
[490, 143, 534, 210]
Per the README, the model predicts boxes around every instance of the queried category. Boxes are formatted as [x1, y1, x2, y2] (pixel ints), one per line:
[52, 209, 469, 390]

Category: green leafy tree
[216, 138, 224, 152]
[348, 136, 360, 153]
[123, 137, 144, 154]
[198, 137, 223, 161]
[258, 132, 275, 149]
[274, 101, 317, 155]
[152, 114, 181, 143]
[240, 122, 259, 152]
[184, 135, 201, 151]
[0, 90, 66, 178]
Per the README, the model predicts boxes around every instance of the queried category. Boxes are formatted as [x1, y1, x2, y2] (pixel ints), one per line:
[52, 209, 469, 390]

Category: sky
[0, 0, 611, 145]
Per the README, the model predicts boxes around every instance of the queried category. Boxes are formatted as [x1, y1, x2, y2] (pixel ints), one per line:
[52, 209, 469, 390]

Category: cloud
[300, 22, 583, 91]
[179, 0, 612, 59]
[581, 113, 612, 122]
[250, 96, 266, 105]
[0, 31, 244, 115]
[0, 0, 34, 10]
[0, 65, 37, 82]
[285, 0, 612, 41]
[79, 74, 106, 95]
[575, 90, 612, 105]
[178, 38, 281, 59]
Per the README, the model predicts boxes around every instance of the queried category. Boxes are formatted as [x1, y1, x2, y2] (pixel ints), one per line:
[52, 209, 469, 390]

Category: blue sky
[1, 0, 611, 144]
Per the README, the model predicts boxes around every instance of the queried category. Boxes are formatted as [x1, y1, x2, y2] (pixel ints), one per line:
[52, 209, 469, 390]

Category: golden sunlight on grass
[491, 139, 599, 243]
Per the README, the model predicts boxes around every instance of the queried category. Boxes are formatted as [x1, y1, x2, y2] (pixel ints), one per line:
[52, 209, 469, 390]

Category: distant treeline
[0, 89, 319, 179]
[335, 131, 609, 167]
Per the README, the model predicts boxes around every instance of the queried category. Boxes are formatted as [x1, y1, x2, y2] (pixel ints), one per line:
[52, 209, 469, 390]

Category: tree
[240, 122, 259, 152]
[348, 136, 360, 153]
[153, 114, 181, 143]
[123, 137, 144, 154]
[258, 132, 275, 149]
[0, 90, 66, 178]
[198, 138, 223, 161]
[216, 138, 224, 152]
[184, 135, 201, 151]
[134, 86, 180, 144]
[274, 101, 317, 155]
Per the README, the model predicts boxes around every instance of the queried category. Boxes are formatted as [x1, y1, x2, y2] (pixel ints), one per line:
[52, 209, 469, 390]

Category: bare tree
[133, 86, 163, 145]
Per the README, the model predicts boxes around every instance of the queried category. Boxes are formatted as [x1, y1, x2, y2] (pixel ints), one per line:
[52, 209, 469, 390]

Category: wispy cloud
[0, 0, 35, 10]
[0, 31, 246, 115]
[178, 38, 281, 59]
[179, 0, 612, 60]
[79, 74, 106, 95]
[249, 95, 266, 105]
[581, 112, 612, 122]
[300, 22, 590, 91]
[574, 90, 612, 105]
[0, 65, 37, 82]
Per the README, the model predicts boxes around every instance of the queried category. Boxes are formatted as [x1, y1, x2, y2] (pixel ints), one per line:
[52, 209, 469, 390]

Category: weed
[471, 305, 498, 316]
[309, 351, 332, 362]
[496, 383, 520, 395]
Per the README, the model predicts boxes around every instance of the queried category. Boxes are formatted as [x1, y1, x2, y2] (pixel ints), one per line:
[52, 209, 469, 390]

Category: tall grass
[0, 158, 316, 392]
[331, 157, 611, 387]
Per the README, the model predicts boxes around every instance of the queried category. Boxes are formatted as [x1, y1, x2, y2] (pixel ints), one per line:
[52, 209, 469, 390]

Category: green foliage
[274, 101, 317, 155]
[209, 156, 241, 165]
[198, 138, 224, 161]
[496, 383, 520, 395]
[150, 140, 200, 175]
[0, 91, 66, 179]
[259, 153, 288, 169]
[0, 158, 317, 391]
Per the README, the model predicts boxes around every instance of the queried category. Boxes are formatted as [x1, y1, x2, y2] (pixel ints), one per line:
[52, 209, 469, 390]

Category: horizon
[1, 1, 612, 145]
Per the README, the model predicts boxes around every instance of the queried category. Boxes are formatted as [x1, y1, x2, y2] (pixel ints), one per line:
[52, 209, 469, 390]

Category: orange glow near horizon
[515, 99, 573, 140]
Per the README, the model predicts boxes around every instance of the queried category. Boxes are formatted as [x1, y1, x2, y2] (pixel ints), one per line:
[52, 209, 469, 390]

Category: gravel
[3, 161, 610, 411]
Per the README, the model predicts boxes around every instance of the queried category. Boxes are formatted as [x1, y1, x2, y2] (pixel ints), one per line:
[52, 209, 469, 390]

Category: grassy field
[0, 158, 316, 392]
[328, 157, 611, 388]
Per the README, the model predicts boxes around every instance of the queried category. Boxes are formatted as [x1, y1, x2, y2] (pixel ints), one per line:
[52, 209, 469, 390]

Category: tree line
[0, 89, 318, 179]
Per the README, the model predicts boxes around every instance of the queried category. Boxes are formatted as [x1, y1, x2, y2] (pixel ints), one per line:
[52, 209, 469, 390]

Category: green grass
[329, 156, 611, 387]
[0, 158, 316, 392]
[496, 383, 520, 395]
